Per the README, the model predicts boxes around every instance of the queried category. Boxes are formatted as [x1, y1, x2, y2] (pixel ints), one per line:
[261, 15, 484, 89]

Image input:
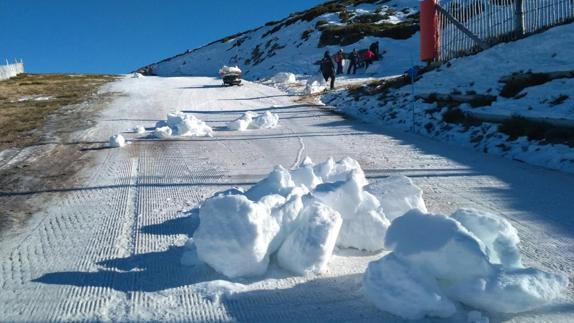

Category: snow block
[252, 111, 279, 129]
[368, 175, 428, 221]
[452, 208, 522, 269]
[154, 126, 172, 139]
[109, 134, 126, 148]
[227, 112, 258, 131]
[245, 165, 295, 201]
[290, 158, 322, 190]
[363, 253, 456, 320]
[194, 194, 279, 278]
[385, 209, 493, 281]
[271, 72, 297, 84]
[167, 112, 213, 137]
[313, 170, 390, 251]
[277, 200, 342, 275]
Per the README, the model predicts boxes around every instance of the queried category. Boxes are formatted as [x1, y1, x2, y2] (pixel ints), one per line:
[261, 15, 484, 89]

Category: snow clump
[109, 134, 126, 148]
[363, 209, 569, 319]
[226, 111, 279, 131]
[154, 111, 213, 138]
[189, 156, 415, 278]
[270, 72, 297, 84]
[134, 125, 146, 134]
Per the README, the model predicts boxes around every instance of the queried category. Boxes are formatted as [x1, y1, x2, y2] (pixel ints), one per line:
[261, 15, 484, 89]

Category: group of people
[320, 41, 380, 90]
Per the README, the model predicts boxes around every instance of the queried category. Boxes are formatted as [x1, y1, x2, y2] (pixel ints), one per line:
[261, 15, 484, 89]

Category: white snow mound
[166, 111, 213, 137]
[134, 125, 146, 134]
[154, 126, 172, 139]
[109, 134, 126, 148]
[363, 209, 569, 319]
[185, 157, 411, 278]
[252, 111, 279, 129]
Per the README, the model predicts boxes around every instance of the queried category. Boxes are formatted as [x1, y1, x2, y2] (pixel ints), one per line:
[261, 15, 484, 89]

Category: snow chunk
[166, 112, 213, 137]
[109, 134, 126, 148]
[290, 158, 322, 190]
[252, 111, 279, 129]
[363, 253, 456, 320]
[245, 165, 295, 201]
[314, 157, 367, 186]
[277, 200, 342, 275]
[271, 72, 297, 84]
[314, 170, 390, 251]
[452, 208, 522, 269]
[193, 280, 247, 303]
[364, 209, 569, 318]
[368, 175, 427, 221]
[303, 75, 326, 95]
[227, 112, 258, 131]
[385, 209, 493, 281]
[154, 126, 172, 139]
[447, 267, 569, 314]
[131, 72, 144, 78]
[194, 194, 279, 278]
[134, 125, 146, 134]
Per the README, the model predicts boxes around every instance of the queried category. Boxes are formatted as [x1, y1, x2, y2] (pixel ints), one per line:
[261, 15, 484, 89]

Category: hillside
[141, 0, 420, 79]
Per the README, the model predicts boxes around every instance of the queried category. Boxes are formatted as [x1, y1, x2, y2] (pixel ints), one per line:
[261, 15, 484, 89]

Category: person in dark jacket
[347, 49, 359, 75]
[335, 49, 344, 75]
[369, 41, 380, 59]
[320, 51, 335, 90]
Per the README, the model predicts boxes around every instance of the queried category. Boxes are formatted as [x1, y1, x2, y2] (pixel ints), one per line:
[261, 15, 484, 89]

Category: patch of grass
[319, 20, 419, 47]
[0, 73, 116, 149]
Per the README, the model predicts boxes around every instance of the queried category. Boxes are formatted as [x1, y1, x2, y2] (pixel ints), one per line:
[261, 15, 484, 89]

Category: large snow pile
[187, 157, 416, 278]
[367, 175, 427, 221]
[363, 208, 569, 320]
[154, 112, 213, 138]
[109, 134, 126, 148]
[226, 111, 279, 131]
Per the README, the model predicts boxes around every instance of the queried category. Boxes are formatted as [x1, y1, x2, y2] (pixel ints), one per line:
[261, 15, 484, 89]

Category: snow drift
[154, 111, 213, 138]
[363, 209, 569, 319]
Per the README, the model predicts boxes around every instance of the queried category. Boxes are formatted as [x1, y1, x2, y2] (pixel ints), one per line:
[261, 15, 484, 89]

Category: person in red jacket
[364, 49, 376, 71]
[335, 49, 344, 75]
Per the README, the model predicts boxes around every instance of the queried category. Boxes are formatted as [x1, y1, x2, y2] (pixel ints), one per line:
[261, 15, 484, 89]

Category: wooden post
[515, 0, 525, 36]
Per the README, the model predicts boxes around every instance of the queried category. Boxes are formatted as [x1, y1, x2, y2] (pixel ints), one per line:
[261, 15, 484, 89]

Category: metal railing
[436, 0, 574, 61]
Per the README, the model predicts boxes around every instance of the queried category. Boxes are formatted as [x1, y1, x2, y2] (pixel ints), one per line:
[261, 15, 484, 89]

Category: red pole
[420, 0, 438, 62]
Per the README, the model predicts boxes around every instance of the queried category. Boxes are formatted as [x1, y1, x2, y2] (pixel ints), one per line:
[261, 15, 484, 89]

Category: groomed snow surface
[184, 157, 568, 320]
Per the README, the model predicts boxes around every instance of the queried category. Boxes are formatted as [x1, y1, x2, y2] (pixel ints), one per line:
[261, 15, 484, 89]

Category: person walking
[335, 49, 345, 75]
[364, 49, 376, 71]
[347, 49, 359, 75]
[320, 51, 336, 90]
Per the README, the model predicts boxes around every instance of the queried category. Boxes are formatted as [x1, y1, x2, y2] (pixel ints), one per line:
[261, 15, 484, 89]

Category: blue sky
[0, 0, 326, 74]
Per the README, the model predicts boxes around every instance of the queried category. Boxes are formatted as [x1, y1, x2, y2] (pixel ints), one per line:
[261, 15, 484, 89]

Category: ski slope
[0, 76, 572, 322]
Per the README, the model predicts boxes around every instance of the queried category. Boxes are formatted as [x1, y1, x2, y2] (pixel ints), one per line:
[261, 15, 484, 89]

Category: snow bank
[271, 72, 297, 84]
[187, 157, 406, 278]
[226, 111, 279, 131]
[131, 72, 144, 78]
[154, 112, 213, 138]
[109, 134, 126, 148]
[368, 175, 427, 221]
[363, 209, 569, 319]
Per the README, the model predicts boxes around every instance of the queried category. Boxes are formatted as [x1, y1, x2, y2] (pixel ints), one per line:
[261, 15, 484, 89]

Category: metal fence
[0, 60, 24, 81]
[436, 0, 574, 61]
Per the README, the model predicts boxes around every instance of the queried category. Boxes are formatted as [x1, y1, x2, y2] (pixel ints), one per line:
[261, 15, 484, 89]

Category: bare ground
[0, 74, 118, 234]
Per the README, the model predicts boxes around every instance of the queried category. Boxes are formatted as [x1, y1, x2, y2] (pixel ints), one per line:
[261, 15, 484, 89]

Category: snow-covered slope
[324, 22, 574, 174]
[141, 0, 420, 79]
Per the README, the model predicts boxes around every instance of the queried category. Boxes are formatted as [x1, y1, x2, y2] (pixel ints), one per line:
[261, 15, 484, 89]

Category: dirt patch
[499, 70, 574, 98]
[0, 74, 117, 235]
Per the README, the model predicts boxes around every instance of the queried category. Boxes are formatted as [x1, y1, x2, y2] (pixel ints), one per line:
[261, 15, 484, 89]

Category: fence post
[515, 0, 525, 36]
